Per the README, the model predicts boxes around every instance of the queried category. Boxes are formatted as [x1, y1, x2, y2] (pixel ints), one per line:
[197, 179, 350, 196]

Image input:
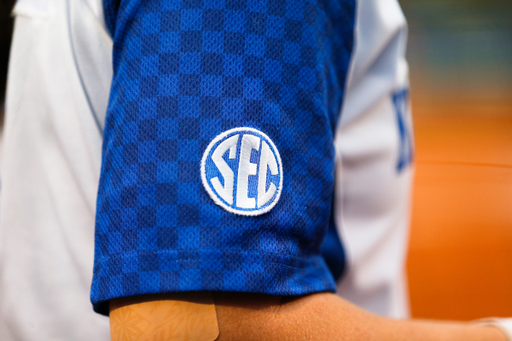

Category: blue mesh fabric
[92, 0, 356, 315]
[321, 215, 347, 281]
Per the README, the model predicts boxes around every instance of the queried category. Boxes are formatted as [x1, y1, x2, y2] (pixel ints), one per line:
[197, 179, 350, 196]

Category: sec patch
[201, 128, 283, 216]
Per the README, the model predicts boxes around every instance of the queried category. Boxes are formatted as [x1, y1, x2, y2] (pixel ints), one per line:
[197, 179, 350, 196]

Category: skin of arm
[110, 292, 507, 341]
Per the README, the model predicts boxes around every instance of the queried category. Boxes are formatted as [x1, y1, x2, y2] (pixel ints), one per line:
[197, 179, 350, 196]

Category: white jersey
[0, 0, 412, 339]
[336, 0, 412, 317]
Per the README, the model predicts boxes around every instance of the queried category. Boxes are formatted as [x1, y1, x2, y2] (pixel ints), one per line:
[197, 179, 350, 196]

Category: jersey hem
[91, 249, 336, 315]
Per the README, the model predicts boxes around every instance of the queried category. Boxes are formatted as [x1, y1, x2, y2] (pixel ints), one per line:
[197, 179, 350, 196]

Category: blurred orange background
[403, 0, 512, 320]
[408, 103, 512, 320]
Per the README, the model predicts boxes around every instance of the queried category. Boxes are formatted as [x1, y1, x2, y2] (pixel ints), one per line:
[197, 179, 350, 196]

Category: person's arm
[110, 292, 507, 341]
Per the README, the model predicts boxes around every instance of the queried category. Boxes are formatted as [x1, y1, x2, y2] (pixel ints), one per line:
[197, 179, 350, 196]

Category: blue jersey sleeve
[91, 0, 355, 315]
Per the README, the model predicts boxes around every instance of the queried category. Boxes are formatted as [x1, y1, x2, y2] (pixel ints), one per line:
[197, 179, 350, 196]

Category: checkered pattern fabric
[92, 0, 356, 315]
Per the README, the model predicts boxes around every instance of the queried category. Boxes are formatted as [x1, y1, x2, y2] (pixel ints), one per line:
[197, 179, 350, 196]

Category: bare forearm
[384, 318, 506, 341]
[110, 292, 507, 341]
[212, 292, 506, 341]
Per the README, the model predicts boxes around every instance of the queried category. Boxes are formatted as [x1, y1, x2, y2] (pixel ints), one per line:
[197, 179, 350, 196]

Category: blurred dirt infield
[407, 101, 512, 320]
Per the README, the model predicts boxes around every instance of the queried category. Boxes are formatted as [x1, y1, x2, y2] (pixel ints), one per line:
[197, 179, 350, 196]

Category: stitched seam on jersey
[93, 249, 322, 273]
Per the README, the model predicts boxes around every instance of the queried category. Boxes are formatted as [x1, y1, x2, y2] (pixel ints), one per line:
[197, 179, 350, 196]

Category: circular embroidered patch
[201, 128, 283, 216]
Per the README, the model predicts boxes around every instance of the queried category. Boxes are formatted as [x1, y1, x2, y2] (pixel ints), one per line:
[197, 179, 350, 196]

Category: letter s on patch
[201, 128, 283, 216]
